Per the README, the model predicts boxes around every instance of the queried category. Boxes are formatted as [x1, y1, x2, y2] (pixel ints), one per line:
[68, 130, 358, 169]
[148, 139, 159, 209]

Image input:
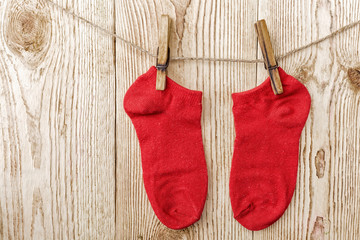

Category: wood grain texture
[0, 0, 115, 239]
[116, 0, 360, 239]
[254, 19, 283, 94]
[1, 0, 359, 239]
[116, 0, 256, 239]
[254, 0, 360, 239]
[156, 14, 170, 90]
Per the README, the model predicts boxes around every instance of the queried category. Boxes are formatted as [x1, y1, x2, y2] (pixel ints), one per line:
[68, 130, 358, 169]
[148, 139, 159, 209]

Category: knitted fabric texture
[123, 66, 208, 230]
[230, 67, 311, 231]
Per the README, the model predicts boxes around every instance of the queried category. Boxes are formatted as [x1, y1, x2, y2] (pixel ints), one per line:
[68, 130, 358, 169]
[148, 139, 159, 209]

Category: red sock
[123, 66, 208, 230]
[229, 67, 311, 231]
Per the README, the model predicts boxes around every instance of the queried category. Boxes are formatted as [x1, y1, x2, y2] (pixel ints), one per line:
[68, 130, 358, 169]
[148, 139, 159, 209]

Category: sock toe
[158, 204, 202, 229]
[151, 187, 204, 229]
[230, 168, 295, 231]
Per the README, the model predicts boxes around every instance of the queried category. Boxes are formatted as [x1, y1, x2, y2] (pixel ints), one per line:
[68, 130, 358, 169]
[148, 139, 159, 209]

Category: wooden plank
[255, 0, 360, 239]
[0, 0, 115, 239]
[116, 0, 257, 239]
[329, 1, 360, 239]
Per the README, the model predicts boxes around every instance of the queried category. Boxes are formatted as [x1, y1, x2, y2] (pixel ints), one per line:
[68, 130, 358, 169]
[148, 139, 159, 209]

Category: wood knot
[296, 67, 311, 83]
[153, 225, 189, 240]
[315, 149, 326, 178]
[310, 216, 325, 240]
[348, 68, 360, 88]
[4, 0, 51, 68]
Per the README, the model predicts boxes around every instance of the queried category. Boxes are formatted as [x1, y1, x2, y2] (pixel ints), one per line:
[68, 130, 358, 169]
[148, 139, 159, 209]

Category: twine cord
[45, 0, 360, 63]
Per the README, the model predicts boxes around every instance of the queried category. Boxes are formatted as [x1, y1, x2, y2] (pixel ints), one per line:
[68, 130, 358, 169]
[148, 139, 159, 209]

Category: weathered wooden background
[0, 0, 359, 239]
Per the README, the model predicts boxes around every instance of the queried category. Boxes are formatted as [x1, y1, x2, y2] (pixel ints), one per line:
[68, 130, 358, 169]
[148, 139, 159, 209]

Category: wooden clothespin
[156, 15, 170, 90]
[254, 19, 283, 95]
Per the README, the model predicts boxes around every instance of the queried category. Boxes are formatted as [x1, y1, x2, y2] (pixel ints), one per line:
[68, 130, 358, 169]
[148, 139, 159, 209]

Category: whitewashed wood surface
[0, 0, 115, 239]
[1, 0, 359, 239]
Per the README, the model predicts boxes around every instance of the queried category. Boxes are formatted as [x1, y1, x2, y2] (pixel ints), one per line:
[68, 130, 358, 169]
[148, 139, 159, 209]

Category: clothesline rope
[45, 0, 360, 63]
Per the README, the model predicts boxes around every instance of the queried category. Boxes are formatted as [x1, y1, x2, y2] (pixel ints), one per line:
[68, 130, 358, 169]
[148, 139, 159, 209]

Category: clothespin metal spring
[156, 47, 170, 72]
[255, 19, 283, 95]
